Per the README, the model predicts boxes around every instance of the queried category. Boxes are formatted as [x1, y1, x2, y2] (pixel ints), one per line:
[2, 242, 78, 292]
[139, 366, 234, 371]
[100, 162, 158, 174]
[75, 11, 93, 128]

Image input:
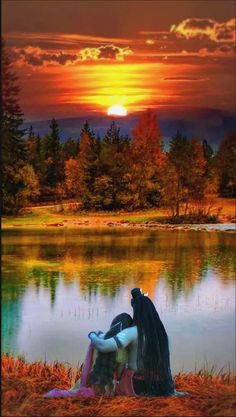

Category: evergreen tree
[161, 133, 217, 219]
[26, 125, 42, 175]
[63, 137, 80, 160]
[216, 130, 236, 197]
[163, 131, 191, 217]
[202, 139, 214, 165]
[78, 121, 100, 207]
[41, 119, 64, 194]
[2, 44, 29, 213]
[96, 121, 130, 209]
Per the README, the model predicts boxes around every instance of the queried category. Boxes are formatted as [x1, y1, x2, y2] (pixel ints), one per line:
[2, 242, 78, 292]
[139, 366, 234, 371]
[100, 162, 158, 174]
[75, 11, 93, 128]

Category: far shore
[2, 198, 235, 232]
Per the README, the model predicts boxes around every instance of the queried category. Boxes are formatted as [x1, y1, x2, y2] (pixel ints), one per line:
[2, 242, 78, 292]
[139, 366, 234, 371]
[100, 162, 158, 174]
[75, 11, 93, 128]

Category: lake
[2, 228, 235, 374]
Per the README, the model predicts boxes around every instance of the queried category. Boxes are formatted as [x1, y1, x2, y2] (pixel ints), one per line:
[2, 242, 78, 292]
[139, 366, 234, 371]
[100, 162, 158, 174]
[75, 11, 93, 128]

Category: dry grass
[2, 355, 236, 417]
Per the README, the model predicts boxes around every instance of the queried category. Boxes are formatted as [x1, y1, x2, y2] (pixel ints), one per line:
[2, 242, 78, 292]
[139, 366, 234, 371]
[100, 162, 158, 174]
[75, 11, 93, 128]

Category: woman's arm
[88, 326, 137, 353]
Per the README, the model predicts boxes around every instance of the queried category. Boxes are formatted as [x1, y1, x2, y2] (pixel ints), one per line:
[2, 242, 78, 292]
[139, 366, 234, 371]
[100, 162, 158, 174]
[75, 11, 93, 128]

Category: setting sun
[107, 104, 127, 116]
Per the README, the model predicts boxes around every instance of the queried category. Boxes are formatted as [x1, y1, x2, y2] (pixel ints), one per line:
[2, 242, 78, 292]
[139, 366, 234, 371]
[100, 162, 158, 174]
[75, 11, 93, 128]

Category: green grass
[2, 198, 235, 230]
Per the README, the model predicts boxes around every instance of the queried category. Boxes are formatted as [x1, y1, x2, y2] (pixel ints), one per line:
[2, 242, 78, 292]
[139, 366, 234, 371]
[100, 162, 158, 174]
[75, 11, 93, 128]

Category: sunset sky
[2, 0, 236, 121]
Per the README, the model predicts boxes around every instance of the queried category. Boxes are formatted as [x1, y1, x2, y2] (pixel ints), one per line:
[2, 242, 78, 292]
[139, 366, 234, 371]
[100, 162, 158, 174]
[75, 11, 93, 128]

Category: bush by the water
[168, 213, 220, 224]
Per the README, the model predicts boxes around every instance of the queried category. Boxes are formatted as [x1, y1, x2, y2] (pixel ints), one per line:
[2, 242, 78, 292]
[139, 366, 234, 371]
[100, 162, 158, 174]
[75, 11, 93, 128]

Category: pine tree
[2, 43, 28, 213]
[26, 125, 42, 175]
[63, 137, 79, 160]
[216, 130, 236, 197]
[165, 131, 191, 217]
[96, 121, 130, 209]
[78, 121, 100, 207]
[41, 119, 64, 194]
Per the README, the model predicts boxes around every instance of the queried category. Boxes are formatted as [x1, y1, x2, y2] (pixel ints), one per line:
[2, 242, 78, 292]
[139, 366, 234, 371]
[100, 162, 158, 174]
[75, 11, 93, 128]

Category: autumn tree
[64, 158, 81, 197]
[130, 110, 165, 208]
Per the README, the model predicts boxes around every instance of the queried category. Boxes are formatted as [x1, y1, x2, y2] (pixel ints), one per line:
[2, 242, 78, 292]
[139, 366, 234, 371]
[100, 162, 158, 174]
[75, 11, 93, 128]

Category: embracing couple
[45, 288, 186, 398]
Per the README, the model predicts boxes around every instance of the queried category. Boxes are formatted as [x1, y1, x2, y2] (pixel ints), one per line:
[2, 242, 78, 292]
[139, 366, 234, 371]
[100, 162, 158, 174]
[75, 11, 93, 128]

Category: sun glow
[107, 104, 127, 116]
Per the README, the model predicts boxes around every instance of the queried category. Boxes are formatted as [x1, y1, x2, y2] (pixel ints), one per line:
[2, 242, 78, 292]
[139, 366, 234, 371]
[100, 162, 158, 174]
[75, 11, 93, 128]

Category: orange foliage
[2, 355, 236, 417]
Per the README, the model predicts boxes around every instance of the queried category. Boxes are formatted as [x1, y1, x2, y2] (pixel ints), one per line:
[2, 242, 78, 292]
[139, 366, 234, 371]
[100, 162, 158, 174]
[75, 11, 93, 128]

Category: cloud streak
[5, 32, 132, 47]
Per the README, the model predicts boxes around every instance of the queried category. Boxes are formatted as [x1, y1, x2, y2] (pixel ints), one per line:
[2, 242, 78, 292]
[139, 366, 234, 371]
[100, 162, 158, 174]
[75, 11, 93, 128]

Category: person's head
[130, 288, 173, 393]
[131, 288, 161, 327]
[105, 312, 133, 339]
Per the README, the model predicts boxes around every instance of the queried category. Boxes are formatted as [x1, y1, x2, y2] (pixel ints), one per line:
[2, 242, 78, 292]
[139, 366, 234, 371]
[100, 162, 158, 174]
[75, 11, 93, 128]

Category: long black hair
[87, 312, 133, 390]
[131, 288, 174, 395]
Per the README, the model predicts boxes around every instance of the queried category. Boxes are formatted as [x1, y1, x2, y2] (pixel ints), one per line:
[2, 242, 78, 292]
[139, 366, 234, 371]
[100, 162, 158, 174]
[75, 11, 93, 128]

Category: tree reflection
[2, 229, 236, 306]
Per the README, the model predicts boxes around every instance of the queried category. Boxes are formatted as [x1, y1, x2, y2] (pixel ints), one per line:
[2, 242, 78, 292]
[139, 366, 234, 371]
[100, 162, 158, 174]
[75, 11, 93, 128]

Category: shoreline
[2, 355, 236, 417]
[2, 218, 236, 232]
[2, 198, 235, 232]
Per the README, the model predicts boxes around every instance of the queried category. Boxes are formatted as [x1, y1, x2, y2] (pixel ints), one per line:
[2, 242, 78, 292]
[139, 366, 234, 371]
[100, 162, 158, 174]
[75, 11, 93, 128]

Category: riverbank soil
[2, 356, 235, 417]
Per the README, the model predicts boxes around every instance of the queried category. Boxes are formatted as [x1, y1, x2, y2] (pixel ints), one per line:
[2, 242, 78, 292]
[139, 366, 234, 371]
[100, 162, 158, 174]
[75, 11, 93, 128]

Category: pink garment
[44, 344, 96, 398]
[115, 368, 137, 397]
[44, 386, 95, 398]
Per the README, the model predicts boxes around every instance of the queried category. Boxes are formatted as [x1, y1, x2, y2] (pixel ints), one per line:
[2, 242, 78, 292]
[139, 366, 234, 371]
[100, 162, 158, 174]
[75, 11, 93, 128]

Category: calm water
[2, 228, 236, 373]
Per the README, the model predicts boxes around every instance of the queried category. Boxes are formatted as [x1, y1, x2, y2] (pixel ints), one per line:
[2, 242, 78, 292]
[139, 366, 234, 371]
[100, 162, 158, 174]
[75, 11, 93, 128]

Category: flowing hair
[87, 312, 133, 390]
[131, 288, 174, 395]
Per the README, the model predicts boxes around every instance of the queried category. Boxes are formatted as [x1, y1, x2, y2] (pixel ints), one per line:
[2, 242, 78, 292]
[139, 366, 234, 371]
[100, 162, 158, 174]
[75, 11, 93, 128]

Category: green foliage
[40, 119, 65, 194]
[78, 122, 101, 208]
[96, 122, 131, 210]
[3, 164, 40, 214]
[2, 44, 29, 214]
[160, 132, 218, 219]
[216, 130, 236, 197]
[63, 137, 80, 160]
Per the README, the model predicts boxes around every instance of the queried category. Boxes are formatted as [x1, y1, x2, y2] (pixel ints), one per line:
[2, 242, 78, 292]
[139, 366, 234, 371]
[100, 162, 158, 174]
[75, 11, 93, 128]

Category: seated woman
[86, 312, 133, 395]
[89, 288, 182, 397]
[44, 312, 133, 398]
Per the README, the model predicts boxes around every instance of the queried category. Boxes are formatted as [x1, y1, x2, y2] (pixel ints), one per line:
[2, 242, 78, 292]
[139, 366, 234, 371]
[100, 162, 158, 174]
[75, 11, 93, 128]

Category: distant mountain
[23, 107, 235, 150]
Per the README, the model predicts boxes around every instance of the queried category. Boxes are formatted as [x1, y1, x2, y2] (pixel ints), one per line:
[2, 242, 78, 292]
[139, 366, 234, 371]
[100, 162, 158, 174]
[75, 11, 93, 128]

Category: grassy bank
[2, 355, 236, 417]
[2, 198, 235, 230]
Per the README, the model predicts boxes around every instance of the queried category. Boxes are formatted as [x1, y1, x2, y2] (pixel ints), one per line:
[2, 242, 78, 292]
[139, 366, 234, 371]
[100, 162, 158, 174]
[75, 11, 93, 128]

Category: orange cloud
[79, 45, 133, 61]
[11, 46, 78, 66]
[171, 18, 236, 43]
[10, 44, 133, 67]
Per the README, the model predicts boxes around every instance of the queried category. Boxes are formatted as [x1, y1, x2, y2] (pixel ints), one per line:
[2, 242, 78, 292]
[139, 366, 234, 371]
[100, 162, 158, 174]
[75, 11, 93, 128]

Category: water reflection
[2, 229, 235, 372]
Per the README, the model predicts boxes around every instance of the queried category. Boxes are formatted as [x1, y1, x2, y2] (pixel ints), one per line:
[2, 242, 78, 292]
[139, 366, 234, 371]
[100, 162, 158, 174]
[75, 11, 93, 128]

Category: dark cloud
[185, 19, 215, 30]
[99, 45, 121, 59]
[78, 44, 133, 61]
[10, 46, 78, 66]
[163, 77, 209, 82]
[171, 18, 235, 44]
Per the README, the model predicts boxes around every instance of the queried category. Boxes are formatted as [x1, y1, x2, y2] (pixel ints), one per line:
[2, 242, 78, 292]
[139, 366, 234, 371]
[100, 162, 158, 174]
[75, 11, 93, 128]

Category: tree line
[2, 45, 236, 217]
